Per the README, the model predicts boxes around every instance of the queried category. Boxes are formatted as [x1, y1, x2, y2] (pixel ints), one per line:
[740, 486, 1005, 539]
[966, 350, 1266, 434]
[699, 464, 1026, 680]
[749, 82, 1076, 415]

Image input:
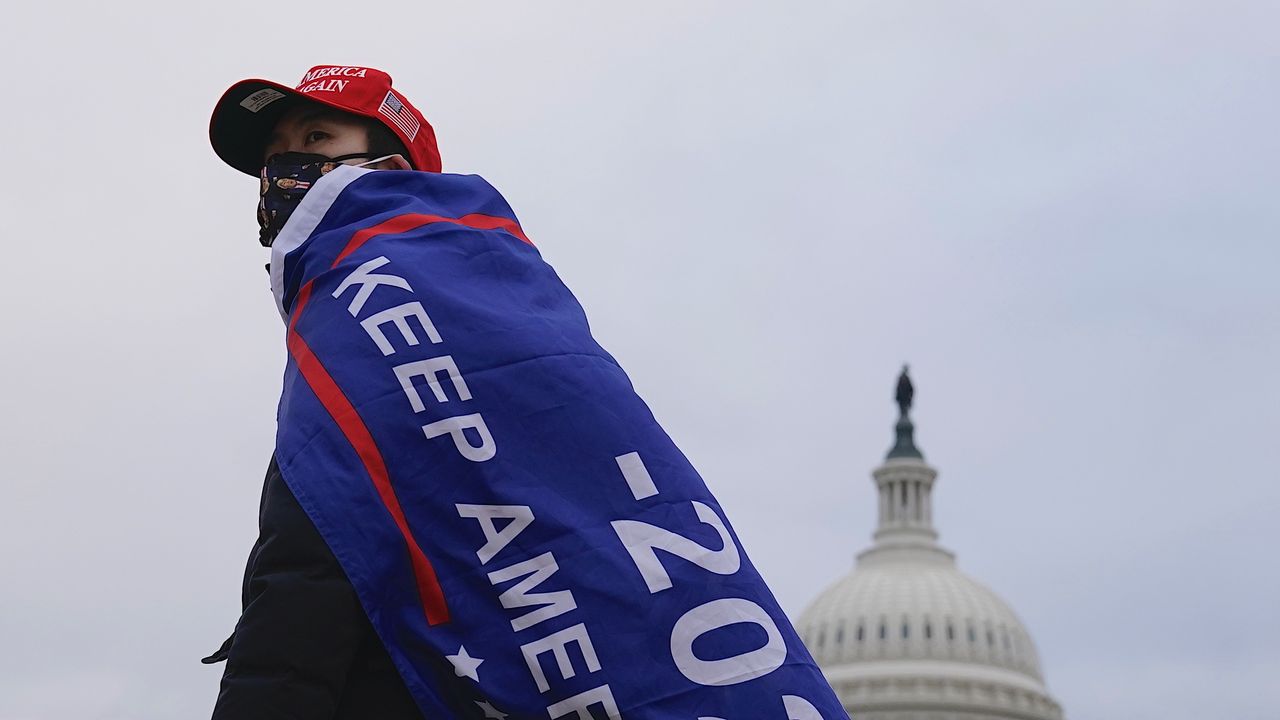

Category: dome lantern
[865, 366, 946, 561]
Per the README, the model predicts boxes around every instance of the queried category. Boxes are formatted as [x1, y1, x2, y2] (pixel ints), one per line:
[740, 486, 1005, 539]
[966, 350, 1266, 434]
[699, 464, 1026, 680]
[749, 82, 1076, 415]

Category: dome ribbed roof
[797, 559, 1044, 680]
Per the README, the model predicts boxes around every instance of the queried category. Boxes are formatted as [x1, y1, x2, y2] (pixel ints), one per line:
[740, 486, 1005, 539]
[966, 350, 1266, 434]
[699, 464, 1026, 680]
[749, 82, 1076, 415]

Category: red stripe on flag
[334, 212, 532, 265]
[379, 105, 420, 140]
[286, 280, 450, 626]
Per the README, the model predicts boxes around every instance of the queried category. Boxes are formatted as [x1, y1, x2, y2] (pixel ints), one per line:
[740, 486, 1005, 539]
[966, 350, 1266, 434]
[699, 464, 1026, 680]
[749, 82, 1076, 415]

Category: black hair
[365, 119, 413, 168]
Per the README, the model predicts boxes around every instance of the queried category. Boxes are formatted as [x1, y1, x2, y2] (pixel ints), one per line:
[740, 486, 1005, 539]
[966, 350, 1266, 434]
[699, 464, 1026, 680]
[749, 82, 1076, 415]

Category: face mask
[257, 152, 393, 247]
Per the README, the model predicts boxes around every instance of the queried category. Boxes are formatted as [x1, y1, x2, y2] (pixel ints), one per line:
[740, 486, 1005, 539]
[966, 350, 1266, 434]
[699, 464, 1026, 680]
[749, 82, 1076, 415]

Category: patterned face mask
[257, 151, 390, 247]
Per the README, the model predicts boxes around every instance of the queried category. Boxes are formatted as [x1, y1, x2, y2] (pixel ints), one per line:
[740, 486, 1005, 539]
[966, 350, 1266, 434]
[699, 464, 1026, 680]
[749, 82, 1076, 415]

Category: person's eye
[305, 130, 329, 144]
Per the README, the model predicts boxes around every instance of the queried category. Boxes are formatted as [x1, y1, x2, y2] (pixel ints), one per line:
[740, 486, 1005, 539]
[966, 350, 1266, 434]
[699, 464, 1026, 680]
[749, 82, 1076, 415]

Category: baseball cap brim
[210, 79, 335, 176]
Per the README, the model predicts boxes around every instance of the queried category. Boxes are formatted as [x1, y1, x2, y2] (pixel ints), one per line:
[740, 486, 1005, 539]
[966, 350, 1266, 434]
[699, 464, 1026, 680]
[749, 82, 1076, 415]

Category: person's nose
[264, 135, 305, 162]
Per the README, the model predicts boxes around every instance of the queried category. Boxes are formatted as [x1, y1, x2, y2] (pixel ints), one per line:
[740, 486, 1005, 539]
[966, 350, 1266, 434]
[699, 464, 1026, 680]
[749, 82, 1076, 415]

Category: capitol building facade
[795, 370, 1064, 720]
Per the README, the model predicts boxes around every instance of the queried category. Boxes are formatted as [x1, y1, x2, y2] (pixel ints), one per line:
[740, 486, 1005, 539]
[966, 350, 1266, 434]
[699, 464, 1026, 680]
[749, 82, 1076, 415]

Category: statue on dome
[895, 365, 914, 418]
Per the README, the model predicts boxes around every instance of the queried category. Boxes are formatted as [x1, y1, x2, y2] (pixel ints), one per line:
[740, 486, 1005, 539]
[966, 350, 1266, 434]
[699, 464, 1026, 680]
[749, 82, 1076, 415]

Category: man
[205, 66, 439, 719]
[206, 64, 848, 720]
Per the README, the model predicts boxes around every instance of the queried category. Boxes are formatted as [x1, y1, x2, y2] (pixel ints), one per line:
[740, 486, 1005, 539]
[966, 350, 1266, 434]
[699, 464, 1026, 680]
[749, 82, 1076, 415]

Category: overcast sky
[2, 2, 1277, 719]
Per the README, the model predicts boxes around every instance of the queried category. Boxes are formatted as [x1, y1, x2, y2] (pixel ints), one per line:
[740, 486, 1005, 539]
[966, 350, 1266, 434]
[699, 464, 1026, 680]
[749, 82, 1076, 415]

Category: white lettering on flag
[615, 452, 658, 500]
[520, 623, 602, 693]
[487, 552, 578, 632]
[423, 413, 496, 462]
[333, 256, 412, 316]
[670, 598, 785, 686]
[456, 504, 535, 565]
[782, 695, 825, 720]
[394, 355, 471, 410]
[611, 501, 740, 593]
[361, 302, 443, 355]
[545, 684, 621, 720]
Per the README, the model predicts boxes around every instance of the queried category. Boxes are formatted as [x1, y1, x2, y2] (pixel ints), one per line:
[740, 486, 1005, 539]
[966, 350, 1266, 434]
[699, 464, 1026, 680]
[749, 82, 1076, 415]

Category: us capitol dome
[796, 368, 1064, 720]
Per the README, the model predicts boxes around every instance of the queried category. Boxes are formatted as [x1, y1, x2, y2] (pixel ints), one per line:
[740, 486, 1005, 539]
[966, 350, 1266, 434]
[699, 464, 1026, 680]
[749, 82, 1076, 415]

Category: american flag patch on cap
[378, 91, 421, 141]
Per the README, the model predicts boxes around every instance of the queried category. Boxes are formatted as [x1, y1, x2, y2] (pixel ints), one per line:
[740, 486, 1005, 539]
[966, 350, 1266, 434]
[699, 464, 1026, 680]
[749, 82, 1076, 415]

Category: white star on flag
[446, 645, 484, 682]
[476, 700, 508, 719]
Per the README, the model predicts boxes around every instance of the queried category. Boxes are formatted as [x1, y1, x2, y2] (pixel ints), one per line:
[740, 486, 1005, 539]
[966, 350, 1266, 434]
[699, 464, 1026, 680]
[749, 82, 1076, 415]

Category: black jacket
[205, 458, 424, 719]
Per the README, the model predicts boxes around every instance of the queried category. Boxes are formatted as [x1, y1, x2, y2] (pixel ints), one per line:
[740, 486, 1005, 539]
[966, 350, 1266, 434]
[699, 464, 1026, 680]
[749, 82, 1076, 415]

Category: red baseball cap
[210, 64, 441, 176]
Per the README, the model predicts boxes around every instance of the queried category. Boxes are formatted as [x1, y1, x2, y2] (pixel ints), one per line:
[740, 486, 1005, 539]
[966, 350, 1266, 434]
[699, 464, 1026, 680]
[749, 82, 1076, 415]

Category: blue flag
[268, 166, 849, 720]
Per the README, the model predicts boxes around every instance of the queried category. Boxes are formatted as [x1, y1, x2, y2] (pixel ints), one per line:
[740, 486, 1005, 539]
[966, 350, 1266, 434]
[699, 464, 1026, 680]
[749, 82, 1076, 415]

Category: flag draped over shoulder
[268, 166, 849, 720]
